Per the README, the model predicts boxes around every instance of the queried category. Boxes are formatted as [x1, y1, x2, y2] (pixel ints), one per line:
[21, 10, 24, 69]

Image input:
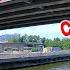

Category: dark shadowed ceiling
[0, 0, 70, 30]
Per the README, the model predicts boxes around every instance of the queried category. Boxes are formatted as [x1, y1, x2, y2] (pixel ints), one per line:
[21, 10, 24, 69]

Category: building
[0, 43, 44, 53]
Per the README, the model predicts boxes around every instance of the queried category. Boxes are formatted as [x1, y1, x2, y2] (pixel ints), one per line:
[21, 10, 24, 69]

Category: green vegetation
[31, 47, 37, 52]
[45, 38, 70, 50]
[8, 34, 70, 50]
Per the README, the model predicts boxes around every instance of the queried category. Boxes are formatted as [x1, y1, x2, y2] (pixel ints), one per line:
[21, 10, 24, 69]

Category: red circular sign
[61, 20, 70, 36]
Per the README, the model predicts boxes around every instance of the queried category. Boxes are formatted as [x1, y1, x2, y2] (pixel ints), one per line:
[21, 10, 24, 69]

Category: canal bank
[16, 61, 70, 70]
[0, 50, 70, 70]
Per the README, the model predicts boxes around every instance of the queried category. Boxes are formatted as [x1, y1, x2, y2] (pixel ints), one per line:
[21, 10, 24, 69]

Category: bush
[31, 47, 37, 52]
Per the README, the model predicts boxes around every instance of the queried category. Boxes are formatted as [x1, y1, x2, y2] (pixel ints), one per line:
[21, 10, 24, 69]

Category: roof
[0, 0, 70, 30]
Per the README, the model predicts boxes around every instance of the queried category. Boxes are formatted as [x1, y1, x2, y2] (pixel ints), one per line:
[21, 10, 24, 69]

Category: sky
[0, 23, 70, 40]
[0, 0, 11, 3]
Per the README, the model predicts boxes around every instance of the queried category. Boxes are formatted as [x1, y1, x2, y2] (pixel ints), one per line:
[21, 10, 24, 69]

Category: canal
[16, 61, 70, 70]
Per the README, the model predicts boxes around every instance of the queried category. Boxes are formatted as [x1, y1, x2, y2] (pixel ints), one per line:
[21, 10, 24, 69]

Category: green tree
[8, 38, 18, 43]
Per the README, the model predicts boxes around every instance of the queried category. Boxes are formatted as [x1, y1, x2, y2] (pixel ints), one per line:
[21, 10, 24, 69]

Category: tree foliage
[8, 34, 70, 50]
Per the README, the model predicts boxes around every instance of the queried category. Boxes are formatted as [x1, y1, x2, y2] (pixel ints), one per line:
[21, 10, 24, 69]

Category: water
[16, 61, 70, 70]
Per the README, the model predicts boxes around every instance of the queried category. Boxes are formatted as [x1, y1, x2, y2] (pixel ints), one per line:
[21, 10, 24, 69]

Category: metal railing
[0, 50, 70, 59]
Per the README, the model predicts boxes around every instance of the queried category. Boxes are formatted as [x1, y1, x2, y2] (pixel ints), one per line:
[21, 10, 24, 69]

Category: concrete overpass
[0, 0, 70, 30]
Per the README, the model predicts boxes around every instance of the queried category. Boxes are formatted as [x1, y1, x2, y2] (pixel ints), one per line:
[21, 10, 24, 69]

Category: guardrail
[0, 50, 70, 59]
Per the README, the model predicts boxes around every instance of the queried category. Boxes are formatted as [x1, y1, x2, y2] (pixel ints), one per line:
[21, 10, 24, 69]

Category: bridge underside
[0, 0, 70, 30]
